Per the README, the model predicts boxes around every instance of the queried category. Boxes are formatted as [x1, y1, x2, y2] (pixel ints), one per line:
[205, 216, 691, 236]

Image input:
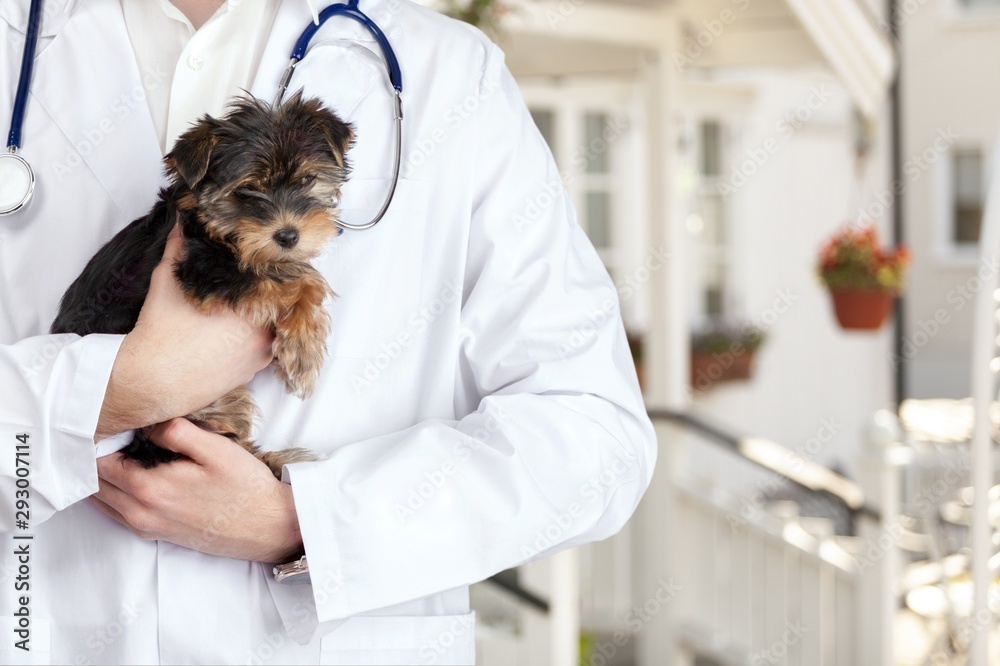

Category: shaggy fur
[51, 93, 353, 477]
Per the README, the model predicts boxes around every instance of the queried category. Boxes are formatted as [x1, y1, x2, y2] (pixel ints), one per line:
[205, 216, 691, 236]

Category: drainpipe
[889, 0, 905, 406]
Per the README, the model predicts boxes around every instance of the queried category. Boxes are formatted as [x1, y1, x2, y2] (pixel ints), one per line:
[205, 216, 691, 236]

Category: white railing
[474, 414, 915, 666]
[668, 479, 861, 666]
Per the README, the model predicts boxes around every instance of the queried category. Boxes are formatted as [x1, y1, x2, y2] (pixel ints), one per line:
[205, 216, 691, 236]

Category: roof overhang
[498, 0, 896, 119]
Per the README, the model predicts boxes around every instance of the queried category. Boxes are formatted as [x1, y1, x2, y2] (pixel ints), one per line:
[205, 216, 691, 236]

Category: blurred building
[900, 0, 1000, 398]
[416, 0, 1000, 664]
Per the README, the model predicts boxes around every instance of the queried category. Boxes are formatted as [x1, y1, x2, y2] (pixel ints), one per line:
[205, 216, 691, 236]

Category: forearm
[94, 333, 168, 440]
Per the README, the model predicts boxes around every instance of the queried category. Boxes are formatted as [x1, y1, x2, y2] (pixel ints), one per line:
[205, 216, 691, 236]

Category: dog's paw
[273, 333, 324, 399]
[257, 448, 322, 479]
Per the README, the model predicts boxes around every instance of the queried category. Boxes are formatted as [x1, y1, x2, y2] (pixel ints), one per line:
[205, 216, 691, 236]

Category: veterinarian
[0, 0, 655, 663]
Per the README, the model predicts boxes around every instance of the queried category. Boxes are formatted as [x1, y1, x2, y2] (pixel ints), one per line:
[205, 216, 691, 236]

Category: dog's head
[165, 92, 354, 269]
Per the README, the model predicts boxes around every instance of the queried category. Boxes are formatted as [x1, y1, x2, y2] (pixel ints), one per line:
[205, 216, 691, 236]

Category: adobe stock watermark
[404, 74, 500, 172]
[520, 445, 640, 560]
[350, 280, 462, 393]
[855, 457, 969, 574]
[719, 85, 834, 198]
[890, 254, 997, 368]
[392, 406, 508, 523]
[672, 0, 752, 70]
[856, 127, 959, 224]
[52, 66, 169, 179]
[513, 115, 629, 233]
[925, 590, 1000, 663]
[558, 244, 670, 359]
[727, 417, 845, 530]
[750, 620, 808, 665]
[245, 567, 347, 665]
[689, 288, 799, 396]
[419, 612, 475, 664]
[545, 0, 585, 29]
[586, 578, 681, 666]
[74, 602, 140, 665]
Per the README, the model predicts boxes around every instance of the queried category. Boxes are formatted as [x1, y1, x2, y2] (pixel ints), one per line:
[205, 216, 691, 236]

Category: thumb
[159, 221, 186, 267]
[147, 418, 209, 461]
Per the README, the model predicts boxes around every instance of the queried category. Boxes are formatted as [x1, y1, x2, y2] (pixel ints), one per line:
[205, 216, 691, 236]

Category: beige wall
[900, 0, 1000, 398]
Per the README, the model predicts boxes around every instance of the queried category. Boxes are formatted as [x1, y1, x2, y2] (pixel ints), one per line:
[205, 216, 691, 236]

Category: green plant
[691, 321, 765, 355]
[441, 0, 509, 34]
[818, 225, 910, 293]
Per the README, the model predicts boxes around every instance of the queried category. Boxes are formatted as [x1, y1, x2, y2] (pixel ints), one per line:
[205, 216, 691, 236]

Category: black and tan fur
[51, 93, 353, 477]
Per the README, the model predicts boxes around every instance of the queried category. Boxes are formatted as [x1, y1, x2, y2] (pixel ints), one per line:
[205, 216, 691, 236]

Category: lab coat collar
[249, 0, 402, 103]
[286, 0, 404, 44]
[15, 0, 165, 217]
[0, 0, 81, 37]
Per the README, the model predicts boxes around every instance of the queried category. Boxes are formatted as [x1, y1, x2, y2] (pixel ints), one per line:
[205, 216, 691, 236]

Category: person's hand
[90, 418, 303, 563]
[96, 223, 275, 440]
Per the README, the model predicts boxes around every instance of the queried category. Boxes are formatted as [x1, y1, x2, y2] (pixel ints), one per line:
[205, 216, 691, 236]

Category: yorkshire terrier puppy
[51, 92, 353, 478]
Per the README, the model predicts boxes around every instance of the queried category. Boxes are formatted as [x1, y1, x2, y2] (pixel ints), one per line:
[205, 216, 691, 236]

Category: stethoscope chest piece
[0, 152, 35, 216]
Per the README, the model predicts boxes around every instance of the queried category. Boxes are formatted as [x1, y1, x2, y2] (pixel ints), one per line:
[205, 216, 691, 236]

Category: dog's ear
[320, 118, 354, 169]
[165, 120, 218, 188]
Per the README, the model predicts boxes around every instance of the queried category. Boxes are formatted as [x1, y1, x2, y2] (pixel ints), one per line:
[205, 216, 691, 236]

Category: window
[530, 109, 557, 155]
[581, 112, 614, 252]
[959, 0, 1000, 7]
[952, 148, 985, 245]
[691, 119, 732, 320]
[527, 100, 626, 290]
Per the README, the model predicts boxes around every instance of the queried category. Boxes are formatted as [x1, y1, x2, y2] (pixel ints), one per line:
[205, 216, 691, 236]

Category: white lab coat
[0, 0, 656, 664]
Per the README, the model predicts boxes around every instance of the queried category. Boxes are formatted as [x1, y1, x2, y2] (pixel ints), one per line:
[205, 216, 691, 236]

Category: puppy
[51, 92, 353, 478]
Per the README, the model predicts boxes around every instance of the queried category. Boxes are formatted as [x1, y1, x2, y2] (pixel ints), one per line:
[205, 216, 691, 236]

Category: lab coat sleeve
[284, 42, 656, 625]
[0, 333, 122, 531]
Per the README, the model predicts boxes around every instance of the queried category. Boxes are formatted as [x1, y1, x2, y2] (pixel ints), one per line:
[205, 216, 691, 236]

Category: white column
[968, 137, 1000, 666]
[550, 549, 580, 666]
[634, 13, 688, 666]
[859, 411, 912, 666]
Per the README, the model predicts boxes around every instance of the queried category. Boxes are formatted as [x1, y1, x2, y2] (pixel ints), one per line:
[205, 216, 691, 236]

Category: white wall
[683, 69, 894, 490]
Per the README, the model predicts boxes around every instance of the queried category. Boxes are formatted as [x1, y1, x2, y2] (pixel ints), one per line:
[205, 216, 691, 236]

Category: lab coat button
[187, 54, 204, 71]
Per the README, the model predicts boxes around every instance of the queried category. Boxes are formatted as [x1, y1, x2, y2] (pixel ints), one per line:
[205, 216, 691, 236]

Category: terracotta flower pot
[829, 289, 894, 330]
[690, 349, 756, 391]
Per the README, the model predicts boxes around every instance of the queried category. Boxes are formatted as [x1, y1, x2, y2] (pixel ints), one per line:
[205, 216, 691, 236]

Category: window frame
[932, 138, 992, 266]
[520, 80, 635, 293]
[677, 82, 755, 327]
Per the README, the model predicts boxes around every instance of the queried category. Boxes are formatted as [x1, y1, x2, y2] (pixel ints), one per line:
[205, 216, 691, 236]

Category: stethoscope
[0, 0, 403, 231]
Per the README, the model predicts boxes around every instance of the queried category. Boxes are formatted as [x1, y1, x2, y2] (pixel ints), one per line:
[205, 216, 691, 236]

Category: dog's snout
[273, 228, 300, 249]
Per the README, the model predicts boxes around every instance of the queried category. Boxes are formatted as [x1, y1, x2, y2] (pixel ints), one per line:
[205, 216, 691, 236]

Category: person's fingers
[88, 495, 130, 528]
[96, 452, 142, 492]
[93, 476, 142, 513]
[146, 418, 211, 462]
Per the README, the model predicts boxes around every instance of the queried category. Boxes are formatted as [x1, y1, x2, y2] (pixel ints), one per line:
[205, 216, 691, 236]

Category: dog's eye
[234, 188, 260, 202]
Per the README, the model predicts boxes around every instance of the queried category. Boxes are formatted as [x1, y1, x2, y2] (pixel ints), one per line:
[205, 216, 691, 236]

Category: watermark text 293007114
[12, 433, 33, 653]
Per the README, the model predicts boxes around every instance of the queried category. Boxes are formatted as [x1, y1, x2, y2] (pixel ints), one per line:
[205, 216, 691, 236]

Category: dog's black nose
[274, 228, 300, 249]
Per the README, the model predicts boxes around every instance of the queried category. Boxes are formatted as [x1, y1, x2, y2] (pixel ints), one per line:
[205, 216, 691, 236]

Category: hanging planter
[817, 225, 909, 331]
[690, 322, 766, 391]
[829, 289, 895, 330]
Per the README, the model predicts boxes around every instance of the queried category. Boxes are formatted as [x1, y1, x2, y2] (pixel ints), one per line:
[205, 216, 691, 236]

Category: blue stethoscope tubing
[276, 0, 404, 231]
[0, 0, 403, 229]
[0, 0, 42, 215]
